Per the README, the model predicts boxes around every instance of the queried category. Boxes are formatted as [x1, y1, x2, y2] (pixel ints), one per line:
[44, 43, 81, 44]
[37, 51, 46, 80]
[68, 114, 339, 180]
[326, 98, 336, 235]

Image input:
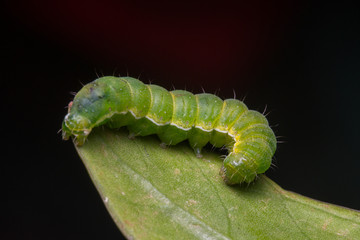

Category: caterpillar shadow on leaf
[62, 76, 277, 185]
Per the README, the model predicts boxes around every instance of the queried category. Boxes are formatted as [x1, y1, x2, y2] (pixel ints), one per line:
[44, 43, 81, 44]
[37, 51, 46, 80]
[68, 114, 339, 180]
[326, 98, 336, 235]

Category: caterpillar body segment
[62, 76, 277, 184]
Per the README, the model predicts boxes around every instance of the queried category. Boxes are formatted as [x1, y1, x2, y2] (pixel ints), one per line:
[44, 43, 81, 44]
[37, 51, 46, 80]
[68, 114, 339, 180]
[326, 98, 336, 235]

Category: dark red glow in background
[9, 0, 296, 88]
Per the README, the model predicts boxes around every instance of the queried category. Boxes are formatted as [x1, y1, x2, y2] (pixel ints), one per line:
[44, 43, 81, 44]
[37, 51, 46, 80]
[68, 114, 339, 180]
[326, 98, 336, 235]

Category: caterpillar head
[62, 80, 110, 145]
[62, 101, 92, 145]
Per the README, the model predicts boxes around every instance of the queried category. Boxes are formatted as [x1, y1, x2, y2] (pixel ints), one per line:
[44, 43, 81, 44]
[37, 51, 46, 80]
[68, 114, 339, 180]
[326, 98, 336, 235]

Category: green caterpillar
[62, 76, 276, 184]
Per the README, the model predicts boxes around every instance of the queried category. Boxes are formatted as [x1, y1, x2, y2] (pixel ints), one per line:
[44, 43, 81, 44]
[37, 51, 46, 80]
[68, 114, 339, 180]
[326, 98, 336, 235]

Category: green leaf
[75, 128, 360, 240]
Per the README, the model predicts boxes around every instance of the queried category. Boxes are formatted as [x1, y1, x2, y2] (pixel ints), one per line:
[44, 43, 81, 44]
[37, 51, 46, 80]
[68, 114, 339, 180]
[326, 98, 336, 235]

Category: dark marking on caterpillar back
[62, 76, 277, 185]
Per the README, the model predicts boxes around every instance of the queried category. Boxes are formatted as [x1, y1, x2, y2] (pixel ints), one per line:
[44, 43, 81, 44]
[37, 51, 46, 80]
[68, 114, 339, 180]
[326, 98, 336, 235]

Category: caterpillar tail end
[220, 153, 257, 185]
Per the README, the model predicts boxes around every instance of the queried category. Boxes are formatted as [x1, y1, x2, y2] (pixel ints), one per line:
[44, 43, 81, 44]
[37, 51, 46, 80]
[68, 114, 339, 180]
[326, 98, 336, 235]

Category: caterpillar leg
[194, 147, 203, 158]
[72, 134, 88, 146]
[188, 130, 210, 159]
[159, 142, 168, 149]
[62, 130, 71, 141]
[128, 132, 137, 140]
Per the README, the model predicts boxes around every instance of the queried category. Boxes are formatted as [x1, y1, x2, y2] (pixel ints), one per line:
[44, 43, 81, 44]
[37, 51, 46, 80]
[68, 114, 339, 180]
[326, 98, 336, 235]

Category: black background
[3, 0, 360, 239]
